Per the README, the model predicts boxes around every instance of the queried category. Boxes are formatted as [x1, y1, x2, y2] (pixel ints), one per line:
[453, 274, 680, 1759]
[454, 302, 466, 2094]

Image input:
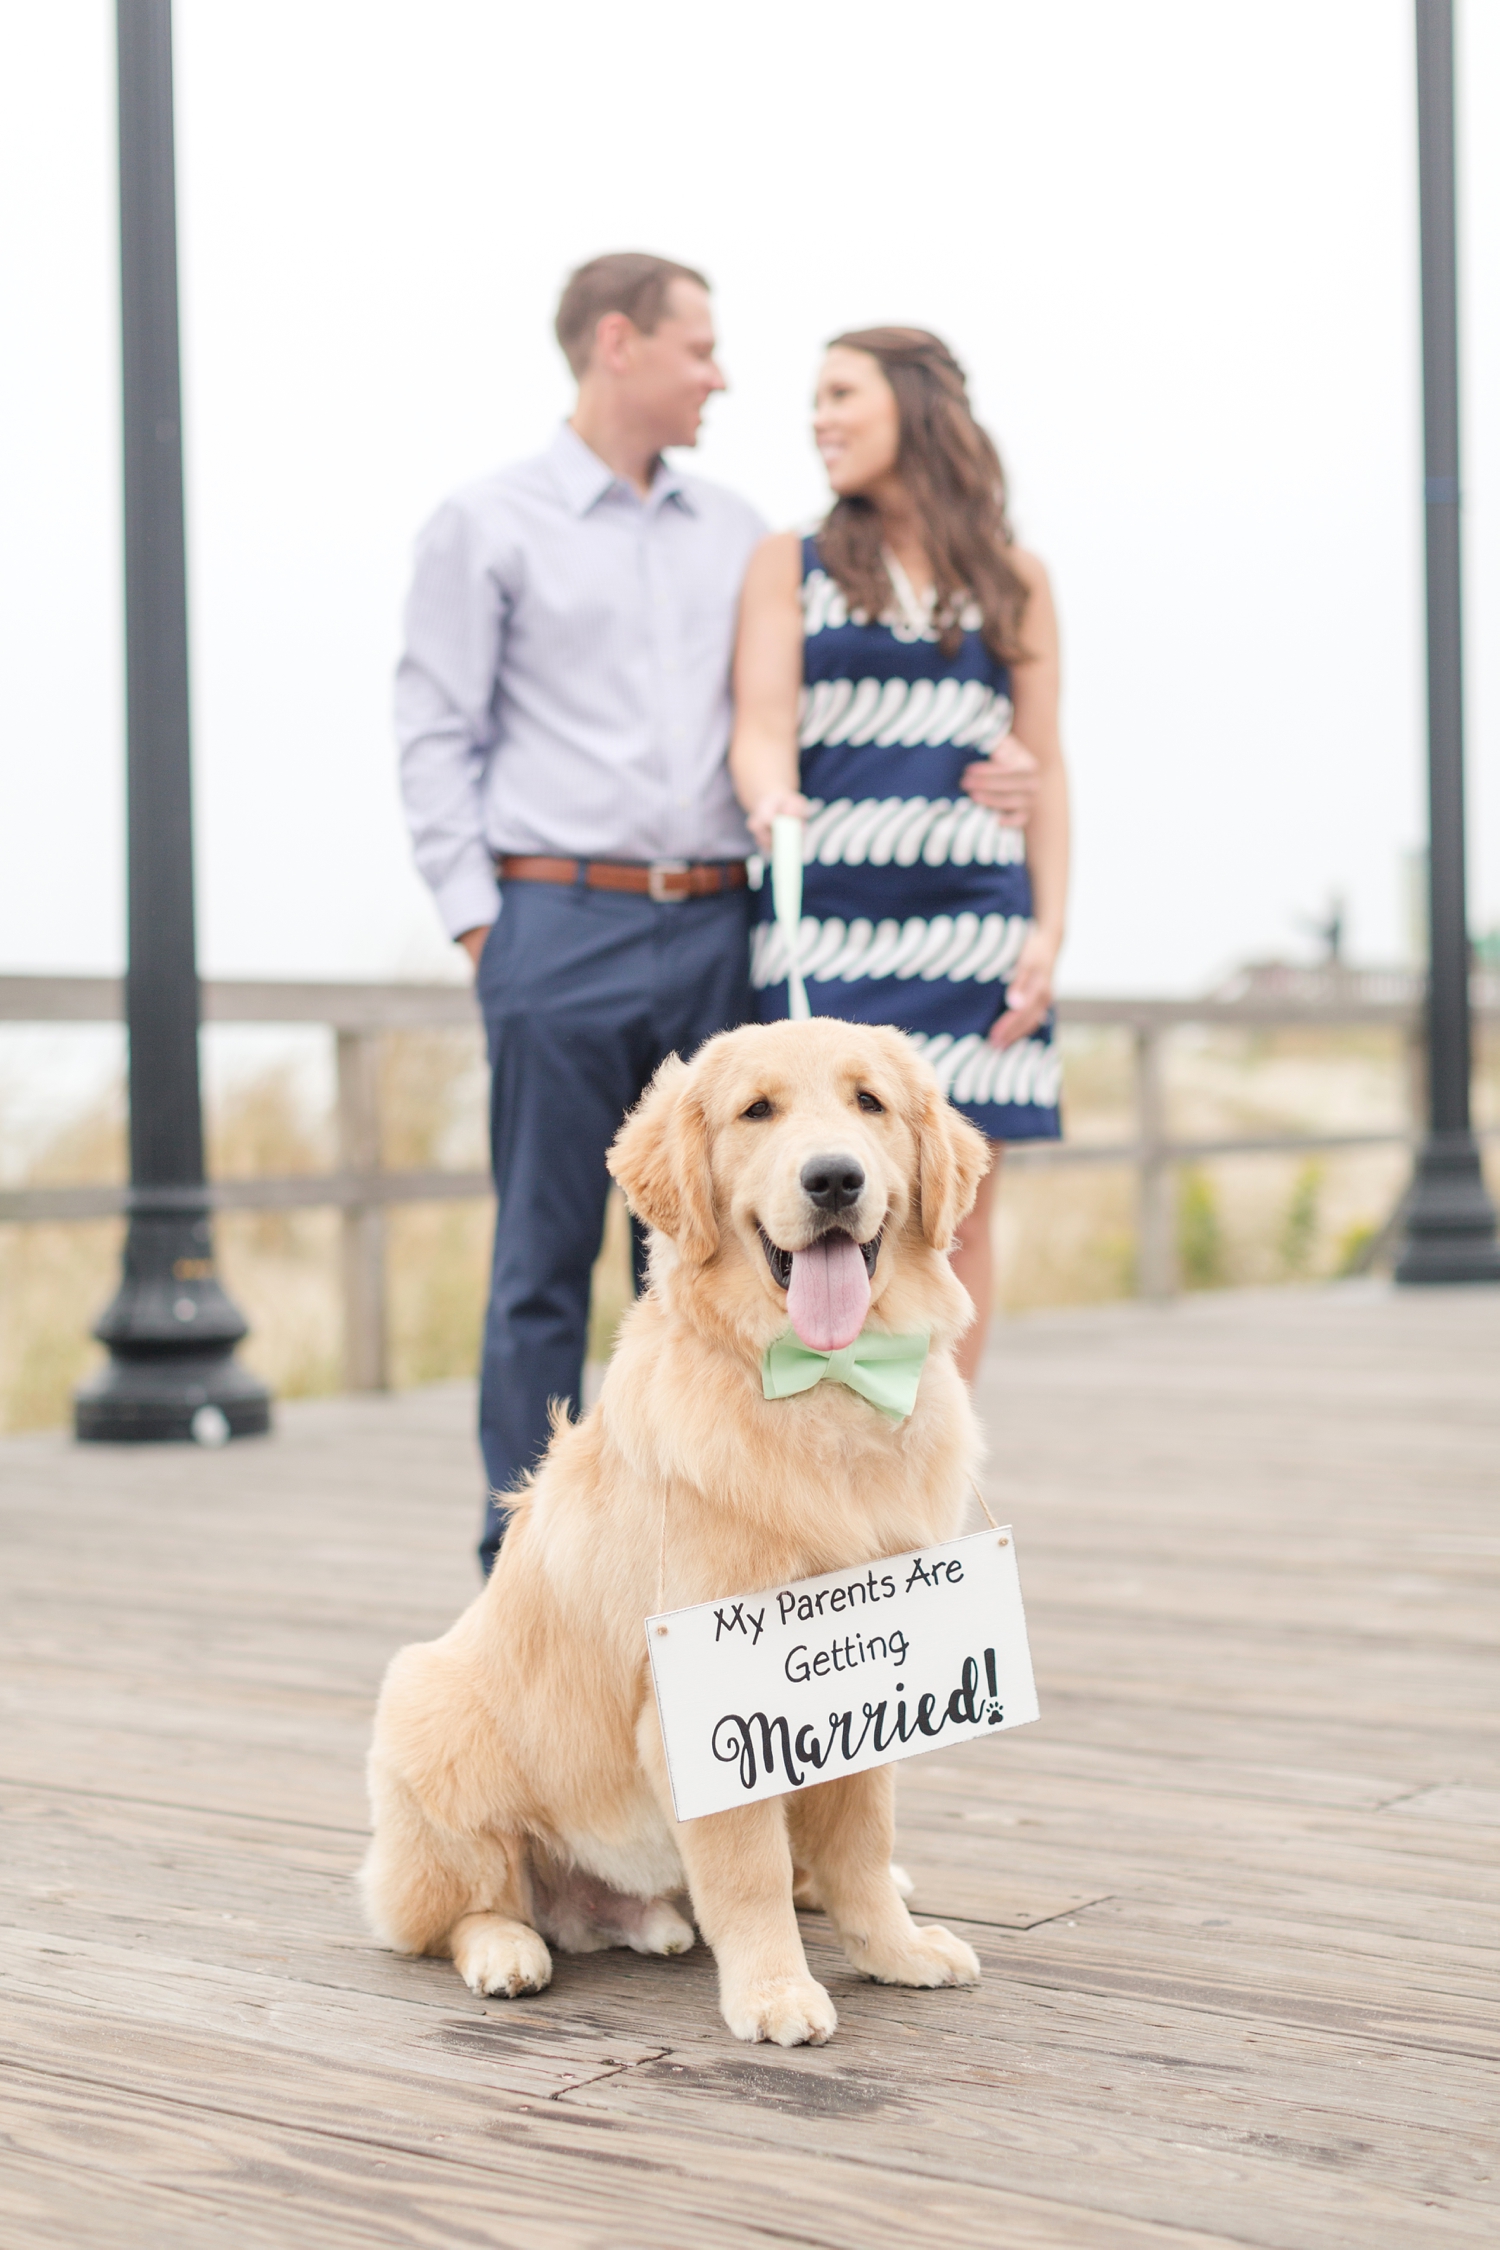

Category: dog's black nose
[800, 1154, 866, 1213]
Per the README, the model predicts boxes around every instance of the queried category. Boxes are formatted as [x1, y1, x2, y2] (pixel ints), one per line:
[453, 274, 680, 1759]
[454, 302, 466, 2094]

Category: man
[396, 253, 765, 1572]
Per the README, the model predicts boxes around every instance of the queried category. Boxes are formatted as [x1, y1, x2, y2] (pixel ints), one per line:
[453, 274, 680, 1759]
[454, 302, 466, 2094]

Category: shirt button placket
[646, 510, 684, 853]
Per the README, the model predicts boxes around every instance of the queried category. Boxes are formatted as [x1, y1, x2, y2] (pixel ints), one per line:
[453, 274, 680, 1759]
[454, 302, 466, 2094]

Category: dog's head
[609, 1019, 990, 1352]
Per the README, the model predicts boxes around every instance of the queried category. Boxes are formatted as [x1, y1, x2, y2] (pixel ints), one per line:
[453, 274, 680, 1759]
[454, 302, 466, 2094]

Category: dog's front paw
[450, 1914, 553, 1999]
[630, 1899, 696, 1957]
[722, 1975, 837, 2047]
[853, 1920, 981, 1989]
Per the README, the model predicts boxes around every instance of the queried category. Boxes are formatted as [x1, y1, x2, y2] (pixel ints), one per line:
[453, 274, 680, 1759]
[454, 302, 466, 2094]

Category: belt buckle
[647, 859, 691, 903]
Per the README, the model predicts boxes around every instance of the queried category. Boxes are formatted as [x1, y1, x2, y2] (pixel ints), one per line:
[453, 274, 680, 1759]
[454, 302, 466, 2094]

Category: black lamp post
[75, 0, 271, 1440]
[1394, 0, 1500, 1285]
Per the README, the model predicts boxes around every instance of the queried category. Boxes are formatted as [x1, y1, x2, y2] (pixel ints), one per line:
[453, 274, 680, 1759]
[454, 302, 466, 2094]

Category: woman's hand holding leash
[747, 790, 809, 856]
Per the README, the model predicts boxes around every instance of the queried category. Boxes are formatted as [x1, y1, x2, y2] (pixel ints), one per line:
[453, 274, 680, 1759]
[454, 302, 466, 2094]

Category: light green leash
[771, 813, 810, 1021]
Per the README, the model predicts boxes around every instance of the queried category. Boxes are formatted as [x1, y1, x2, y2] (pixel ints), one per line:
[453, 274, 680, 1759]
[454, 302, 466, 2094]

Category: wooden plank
[4, 1908, 1494, 2177]
[0, 2151, 304, 2250]
[2, 1778, 1488, 2038]
[0, 2035, 1263, 2250]
[0, 1726, 372, 1832]
[909, 1737, 1417, 1810]
[896, 1874, 1113, 1928]
[896, 1778, 1500, 1884]
[3, 1808, 1495, 2077]
[5, 1777, 1492, 2040]
[1385, 1786, 1500, 1826]
[558, 2039, 1498, 2250]
[4, 1943, 1496, 2250]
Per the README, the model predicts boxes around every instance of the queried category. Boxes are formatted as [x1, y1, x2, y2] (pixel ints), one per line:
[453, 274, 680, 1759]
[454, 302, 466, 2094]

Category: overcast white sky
[2, 0, 1498, 999]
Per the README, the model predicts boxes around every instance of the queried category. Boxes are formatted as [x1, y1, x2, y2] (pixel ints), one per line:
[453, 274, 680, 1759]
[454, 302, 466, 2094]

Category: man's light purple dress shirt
[395, 423, 767, 938]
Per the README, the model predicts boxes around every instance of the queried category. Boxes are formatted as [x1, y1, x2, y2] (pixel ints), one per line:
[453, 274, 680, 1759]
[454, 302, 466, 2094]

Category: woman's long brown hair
[817, 326, 1029, 663]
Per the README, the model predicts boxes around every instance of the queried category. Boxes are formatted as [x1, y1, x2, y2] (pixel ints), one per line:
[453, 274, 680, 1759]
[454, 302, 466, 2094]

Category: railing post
[336, 1030, 388, 1392]
[1135, 1023, 1176, 1301]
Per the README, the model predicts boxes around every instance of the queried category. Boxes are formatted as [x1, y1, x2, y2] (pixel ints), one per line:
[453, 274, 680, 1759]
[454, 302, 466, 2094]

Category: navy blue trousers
[474, 880, 751, 1574]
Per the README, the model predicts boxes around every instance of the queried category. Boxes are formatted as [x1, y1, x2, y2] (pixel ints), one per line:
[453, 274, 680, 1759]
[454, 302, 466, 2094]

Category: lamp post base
[1394, 1132, 1500, 1285]
[75, 1348, 272, 1444]
[74, 1196, 272, 1443]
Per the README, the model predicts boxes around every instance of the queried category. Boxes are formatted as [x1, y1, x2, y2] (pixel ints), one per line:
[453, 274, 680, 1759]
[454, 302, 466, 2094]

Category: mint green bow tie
[762, 1329, 931, 1422]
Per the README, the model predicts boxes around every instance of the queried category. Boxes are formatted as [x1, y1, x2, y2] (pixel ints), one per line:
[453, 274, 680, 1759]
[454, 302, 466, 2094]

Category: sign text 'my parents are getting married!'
[647, 1529, 1039, 1822]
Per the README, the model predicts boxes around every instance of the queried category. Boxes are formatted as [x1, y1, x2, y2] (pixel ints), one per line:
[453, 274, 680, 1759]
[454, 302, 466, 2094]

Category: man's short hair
[554, 252, 710, 378]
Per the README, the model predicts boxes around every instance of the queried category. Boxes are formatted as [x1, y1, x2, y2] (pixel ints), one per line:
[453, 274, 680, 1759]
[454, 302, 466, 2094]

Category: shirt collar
[547, 422, 696, 518]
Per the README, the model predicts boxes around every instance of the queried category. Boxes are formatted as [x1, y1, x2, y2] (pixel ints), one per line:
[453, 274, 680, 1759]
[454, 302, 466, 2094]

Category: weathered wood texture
[1, 1283, 1496, 2248]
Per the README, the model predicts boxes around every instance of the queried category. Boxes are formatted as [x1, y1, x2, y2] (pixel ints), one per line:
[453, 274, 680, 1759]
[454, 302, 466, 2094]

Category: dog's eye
[856, 1090, 885, 1114]
[741, 1098, 773, 1121]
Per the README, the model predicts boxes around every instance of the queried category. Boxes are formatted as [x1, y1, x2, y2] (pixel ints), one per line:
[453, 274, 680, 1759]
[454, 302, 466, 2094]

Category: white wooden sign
[645, 1528, 1038, 1822]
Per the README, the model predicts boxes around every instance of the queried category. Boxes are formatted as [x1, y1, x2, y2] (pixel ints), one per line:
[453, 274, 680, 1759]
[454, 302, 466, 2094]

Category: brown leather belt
[498, 853, 749, 903]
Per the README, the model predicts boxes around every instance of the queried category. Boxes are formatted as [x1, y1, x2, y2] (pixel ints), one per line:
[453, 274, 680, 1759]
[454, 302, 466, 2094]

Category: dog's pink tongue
[786, 1233, 871, 1353]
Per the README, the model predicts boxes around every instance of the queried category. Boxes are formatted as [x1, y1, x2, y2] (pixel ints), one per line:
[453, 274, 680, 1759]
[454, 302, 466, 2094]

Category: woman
[730, 327, 1069, 1381]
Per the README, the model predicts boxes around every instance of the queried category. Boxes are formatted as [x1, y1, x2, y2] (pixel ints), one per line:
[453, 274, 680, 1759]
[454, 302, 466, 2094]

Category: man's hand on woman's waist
[961, 736, 1040, 826]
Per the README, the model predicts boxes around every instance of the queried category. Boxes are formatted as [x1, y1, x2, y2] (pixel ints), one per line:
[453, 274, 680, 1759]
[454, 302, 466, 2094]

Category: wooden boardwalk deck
[1, 1283, 1497, 2249]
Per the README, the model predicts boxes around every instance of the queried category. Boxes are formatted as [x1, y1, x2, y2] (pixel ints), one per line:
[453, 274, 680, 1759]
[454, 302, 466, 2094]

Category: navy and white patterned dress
[752, 536, 1062, 1142]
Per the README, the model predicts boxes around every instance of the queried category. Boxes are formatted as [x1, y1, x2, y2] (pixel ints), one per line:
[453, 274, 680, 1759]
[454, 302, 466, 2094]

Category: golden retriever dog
[361, 1017, 990, 2046]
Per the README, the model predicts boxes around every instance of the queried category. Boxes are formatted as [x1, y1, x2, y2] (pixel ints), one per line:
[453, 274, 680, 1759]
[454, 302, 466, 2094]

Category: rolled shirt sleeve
[395, 501, 509, 939]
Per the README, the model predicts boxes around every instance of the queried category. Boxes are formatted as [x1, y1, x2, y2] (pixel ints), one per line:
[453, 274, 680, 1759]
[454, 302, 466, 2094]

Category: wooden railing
[2, 969, 1495, 1385]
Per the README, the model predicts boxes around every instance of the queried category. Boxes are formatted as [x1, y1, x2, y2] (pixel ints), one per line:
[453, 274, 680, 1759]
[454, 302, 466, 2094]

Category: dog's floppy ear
[608, 1053, 719, 1264]
[912, 1071, 991, 1250]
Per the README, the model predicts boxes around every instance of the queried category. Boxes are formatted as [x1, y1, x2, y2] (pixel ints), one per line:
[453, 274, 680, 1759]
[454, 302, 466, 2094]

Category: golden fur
[361, 1018, 991, 2045]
